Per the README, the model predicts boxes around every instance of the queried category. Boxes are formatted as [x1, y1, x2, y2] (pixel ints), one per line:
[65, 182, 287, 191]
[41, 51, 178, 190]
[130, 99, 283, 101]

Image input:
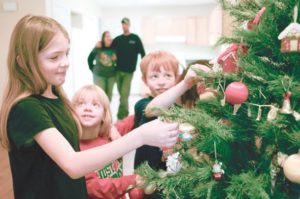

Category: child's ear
[176, 75, 181, 83]
[142, 76, 147, 84]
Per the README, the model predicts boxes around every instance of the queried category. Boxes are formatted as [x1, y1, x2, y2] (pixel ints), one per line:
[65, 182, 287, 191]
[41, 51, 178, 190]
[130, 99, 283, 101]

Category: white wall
[67, 0, 104, 98]
[48, 0, 103, 98]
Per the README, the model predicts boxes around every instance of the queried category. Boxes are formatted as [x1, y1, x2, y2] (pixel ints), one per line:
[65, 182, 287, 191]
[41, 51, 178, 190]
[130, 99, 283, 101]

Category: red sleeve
[85, 172, 136, 199]
[114, 115, 135, 136]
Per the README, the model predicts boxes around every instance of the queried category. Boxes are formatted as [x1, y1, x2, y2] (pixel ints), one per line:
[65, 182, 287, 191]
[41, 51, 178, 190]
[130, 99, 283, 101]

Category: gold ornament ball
[144, 183, 156, 195]
[283, 154, 300, 183]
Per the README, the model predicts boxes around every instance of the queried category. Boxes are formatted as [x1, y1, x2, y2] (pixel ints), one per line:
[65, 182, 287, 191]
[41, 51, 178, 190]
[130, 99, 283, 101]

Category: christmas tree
[135, 0, 300, 198]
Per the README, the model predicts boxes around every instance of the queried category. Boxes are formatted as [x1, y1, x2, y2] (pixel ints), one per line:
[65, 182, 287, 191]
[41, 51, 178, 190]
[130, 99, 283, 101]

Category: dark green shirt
[133, 96, 164, 199]
[87, 47, 117, 77]
[7, 95, 87, 199]
[112, 33, 145, 73]
[133, 97, 165, 171]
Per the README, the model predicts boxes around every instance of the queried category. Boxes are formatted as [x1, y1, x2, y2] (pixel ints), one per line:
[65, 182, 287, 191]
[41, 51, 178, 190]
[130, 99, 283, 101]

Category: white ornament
[293, 111, 300, 121]
[166, 152, 181, 174]
[179, 123, 195, 133]
[179, 123, 195, 142]
[180, 132, 192, 142]
[209, 58, 223, 73]
[212, 162, 224, 174]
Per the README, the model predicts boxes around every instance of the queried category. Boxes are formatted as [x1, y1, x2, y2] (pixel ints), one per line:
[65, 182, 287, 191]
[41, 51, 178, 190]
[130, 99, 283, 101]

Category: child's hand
[184, 64, 211, 87]
[138, 119, 179, 147]
[110, 125, 122, 140]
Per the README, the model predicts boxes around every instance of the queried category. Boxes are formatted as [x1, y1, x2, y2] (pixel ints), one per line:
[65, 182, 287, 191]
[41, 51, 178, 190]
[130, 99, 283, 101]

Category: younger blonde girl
[72, 84, 137, 199]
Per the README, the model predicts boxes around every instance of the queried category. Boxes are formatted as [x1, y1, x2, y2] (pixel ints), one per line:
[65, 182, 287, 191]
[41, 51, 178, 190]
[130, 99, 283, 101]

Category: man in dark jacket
[112, 17, 145, 120]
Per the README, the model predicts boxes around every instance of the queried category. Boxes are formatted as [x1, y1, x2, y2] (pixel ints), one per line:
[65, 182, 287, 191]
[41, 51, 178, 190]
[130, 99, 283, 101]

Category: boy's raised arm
[145, 64, 211, 117]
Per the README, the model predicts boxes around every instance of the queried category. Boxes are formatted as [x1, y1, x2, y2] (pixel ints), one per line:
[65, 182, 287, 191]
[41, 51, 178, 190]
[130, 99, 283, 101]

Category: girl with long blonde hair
[0, 15, 179, 199]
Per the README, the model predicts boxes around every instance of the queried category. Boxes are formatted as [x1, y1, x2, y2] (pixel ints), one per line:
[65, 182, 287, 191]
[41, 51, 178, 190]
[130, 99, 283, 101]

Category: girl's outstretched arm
[34, 119, 178, 179]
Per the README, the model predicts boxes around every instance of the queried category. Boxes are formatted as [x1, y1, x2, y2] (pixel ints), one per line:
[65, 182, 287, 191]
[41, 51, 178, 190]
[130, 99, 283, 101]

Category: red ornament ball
[225, 82, 249, 104]
[212, 172, 223, 181]
[129, 188, 145, 199]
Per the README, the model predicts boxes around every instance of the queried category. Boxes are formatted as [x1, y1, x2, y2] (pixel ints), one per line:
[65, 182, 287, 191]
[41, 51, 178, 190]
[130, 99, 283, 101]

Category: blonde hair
[72, 85, 112, 138]
[0, 15, 81, 150]
[140, 51, 180, 80]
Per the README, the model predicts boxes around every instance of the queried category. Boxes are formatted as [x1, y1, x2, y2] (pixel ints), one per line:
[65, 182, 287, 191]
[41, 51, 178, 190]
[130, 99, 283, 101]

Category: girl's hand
[110, 125, 122, 140]
[184, 64, 212, 87]
[137, 119, 179, 147]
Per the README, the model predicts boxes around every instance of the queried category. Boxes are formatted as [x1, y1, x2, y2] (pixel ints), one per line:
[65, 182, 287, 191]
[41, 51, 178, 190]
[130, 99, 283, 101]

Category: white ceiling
[95, 0, 217, 7]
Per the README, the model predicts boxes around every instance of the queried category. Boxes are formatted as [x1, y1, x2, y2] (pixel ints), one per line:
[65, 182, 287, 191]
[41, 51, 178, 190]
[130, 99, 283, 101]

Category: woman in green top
[0, 15, 179, 199]
[88, 31, 117, 101]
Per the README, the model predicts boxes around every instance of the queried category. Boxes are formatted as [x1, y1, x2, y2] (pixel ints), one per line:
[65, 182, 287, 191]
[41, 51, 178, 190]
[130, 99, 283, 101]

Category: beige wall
[0, 0, 46, 99]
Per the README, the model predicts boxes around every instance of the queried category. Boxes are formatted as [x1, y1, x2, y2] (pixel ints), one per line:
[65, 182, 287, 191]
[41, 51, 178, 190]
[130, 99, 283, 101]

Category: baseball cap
[121, 17, 130, 24]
